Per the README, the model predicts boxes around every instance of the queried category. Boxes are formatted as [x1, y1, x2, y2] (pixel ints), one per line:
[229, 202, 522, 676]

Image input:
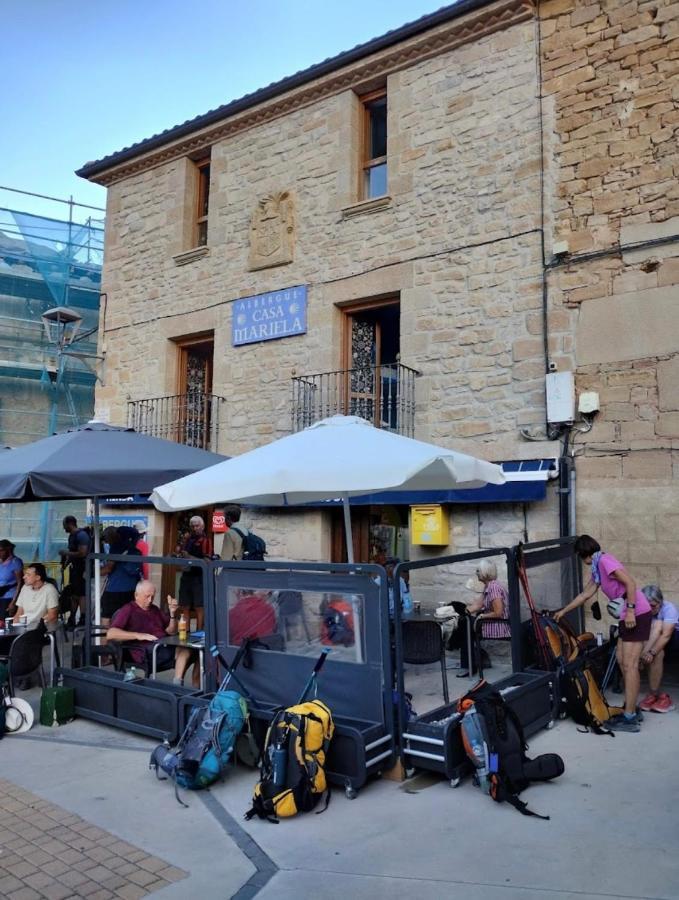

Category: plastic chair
[402, 620, 449, 703]
[1, 629, 47, 694]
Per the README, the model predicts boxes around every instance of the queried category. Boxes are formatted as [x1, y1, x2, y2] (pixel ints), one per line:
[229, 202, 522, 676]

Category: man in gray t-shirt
[639, 585, 678, 714]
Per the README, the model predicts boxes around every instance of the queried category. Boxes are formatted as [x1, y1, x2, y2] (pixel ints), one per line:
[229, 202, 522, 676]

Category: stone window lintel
[341, 195, 393, 220]
[172, 245, 211, 267]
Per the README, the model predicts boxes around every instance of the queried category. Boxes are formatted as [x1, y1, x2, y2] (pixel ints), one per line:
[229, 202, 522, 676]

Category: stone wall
[542, 0, 679, 589]
[94, 10, 566, 570]
[96, 19, 548, 450]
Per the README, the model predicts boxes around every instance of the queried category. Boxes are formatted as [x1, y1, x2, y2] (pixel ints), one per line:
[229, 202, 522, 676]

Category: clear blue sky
[2, 0, 446, 222]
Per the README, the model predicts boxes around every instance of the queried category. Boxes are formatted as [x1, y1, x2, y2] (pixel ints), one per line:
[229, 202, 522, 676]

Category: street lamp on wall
[41, 306, 105, 383]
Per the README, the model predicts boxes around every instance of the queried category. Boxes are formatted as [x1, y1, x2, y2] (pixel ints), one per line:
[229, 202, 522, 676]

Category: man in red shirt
[107, 580, 192, 680]
[176, 515, 212, 632]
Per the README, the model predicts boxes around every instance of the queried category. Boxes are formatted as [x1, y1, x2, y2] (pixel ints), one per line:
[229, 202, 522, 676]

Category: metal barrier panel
[207, 560, 393, 727]
[391, 548, 516, 768]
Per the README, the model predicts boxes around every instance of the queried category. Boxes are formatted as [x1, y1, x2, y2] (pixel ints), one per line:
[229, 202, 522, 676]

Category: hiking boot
[608, 714, 641, 733]
[639, 693, 657, 712]
[651, 693, 675, 714]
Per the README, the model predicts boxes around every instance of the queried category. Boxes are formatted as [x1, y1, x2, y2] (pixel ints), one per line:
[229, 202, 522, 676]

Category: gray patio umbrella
[0, 420, 227, 621]
[0, 420, 226, 500]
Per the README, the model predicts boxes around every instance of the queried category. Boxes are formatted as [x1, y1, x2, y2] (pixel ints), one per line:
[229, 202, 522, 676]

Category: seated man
[106, 580, 193, 683]
[15, 563, 59, 632]
[639, 585, 678, 713]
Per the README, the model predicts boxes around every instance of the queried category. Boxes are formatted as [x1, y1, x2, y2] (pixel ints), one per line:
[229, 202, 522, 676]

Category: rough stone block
[577, 456, 623, 479]
[656, 412, 679, 437]
[622, 450, 672, 480]
[657, 357, 679, 411]
[658, 258, 679, 287]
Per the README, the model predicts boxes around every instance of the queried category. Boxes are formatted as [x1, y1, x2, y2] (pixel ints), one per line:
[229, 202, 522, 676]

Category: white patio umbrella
[151, 416, 505, 562]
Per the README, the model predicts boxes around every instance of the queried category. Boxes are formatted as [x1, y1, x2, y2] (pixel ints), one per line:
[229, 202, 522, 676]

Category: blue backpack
[150, 690, 247, 802]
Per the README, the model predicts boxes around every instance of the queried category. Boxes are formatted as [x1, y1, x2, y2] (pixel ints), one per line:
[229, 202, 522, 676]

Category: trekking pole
[297, 647, 330, 703]
[209, 640, 259, 707]
[515, 544, 552, 670]
[268, 648, 330, 789]
[601, 626, 619, 692]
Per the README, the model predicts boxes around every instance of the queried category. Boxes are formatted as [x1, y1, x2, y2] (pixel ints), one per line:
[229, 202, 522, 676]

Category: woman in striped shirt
[458, 558, 510, 676]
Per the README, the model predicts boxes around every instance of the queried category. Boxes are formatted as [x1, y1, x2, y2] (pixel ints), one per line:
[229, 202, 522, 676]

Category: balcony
[127, 392, 225, 452]
[291, 363, 419, 436]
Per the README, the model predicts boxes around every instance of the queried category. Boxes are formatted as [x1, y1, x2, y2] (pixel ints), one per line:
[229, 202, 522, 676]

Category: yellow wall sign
[410, 505, 448, 546]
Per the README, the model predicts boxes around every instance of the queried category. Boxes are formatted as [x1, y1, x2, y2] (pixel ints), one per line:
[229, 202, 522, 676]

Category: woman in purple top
[556, 534, 652, 732]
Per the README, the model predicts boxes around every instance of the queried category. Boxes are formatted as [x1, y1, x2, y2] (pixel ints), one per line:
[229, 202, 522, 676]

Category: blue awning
[306, 459, 558, 507]
[107, 460, 557, 510]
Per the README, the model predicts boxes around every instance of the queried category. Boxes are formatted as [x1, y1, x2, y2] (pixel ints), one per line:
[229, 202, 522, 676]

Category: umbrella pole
[93, 497, 101, 631]
[342, 494, 354, 564]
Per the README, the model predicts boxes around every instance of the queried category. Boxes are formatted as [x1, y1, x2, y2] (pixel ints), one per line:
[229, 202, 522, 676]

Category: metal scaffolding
[0, 186, 104, 561]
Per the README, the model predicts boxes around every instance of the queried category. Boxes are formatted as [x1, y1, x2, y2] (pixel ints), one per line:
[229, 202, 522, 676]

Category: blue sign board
[232, 285, 307, 346]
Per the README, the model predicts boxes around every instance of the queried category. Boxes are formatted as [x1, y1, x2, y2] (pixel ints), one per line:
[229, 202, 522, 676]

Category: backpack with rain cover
[150, 690, 247, 804]
[245, 699, 334, 822]
[458, 681, 564, 819]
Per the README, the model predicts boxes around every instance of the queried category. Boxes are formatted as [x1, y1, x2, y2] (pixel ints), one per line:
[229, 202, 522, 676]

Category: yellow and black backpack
[245, 699, 334, 822]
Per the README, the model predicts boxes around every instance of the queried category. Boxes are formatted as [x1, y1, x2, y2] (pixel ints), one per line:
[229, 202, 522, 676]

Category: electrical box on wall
[411, 505, 449, 546]
[578, 391, 600, 414]
[545, 371, 575, 424]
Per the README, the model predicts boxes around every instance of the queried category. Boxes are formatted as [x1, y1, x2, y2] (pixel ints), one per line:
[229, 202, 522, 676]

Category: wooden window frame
[360, 89, 387, 201]
[340, 296, 399, 424]
[195, 157, 211, 247]
[175, 333, 214, 396]
[340, 296, 398, 372]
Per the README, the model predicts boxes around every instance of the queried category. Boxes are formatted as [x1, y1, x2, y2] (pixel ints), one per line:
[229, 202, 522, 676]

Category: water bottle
[178, 615, 188, 642]
[270, 742, 288, 787]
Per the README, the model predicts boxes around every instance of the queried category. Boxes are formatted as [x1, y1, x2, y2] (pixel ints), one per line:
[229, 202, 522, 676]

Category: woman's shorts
[619, 611, 653, 642]
[101, 590, 136, 618]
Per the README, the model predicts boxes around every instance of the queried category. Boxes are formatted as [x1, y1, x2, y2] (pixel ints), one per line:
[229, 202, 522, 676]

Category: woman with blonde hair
[458, 558, 510, 677]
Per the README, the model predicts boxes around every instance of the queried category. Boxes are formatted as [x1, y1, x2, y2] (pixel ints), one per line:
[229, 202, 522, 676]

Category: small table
[150, 634, 205, 689]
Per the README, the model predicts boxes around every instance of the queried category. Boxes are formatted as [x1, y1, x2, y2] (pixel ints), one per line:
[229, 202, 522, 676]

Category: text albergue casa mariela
[232, 285, 307, 347]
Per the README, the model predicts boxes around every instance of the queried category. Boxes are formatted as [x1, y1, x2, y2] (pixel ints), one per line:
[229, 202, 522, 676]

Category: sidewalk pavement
[2, 684, 678, 900]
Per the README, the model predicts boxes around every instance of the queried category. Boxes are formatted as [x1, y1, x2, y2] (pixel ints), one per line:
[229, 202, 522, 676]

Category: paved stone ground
[0, 779, 186, 900]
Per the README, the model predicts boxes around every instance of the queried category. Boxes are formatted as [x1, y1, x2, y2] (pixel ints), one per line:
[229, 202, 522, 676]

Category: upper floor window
[362, 91, 387, 200]
[195, 158, 211, 247]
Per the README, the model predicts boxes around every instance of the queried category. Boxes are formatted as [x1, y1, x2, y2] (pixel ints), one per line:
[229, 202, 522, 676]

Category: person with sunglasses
[638, 585, 677, 714]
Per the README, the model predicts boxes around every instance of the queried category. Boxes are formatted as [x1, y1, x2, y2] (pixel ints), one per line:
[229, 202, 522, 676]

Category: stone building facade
[542, 0, 679, 592]
[79, 0, 679, 602]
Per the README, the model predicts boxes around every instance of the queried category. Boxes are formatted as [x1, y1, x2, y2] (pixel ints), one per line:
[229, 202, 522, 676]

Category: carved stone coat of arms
[248, 191, 295, 271]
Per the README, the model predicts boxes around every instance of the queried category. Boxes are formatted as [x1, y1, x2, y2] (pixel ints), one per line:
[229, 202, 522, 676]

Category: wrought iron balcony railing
[291, 363, 419, 436]
[127, 392, 225, 452]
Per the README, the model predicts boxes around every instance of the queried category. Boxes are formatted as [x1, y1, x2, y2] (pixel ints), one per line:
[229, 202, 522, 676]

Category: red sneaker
[651, 693, 675, 714]
[639, 693, 657, 712]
